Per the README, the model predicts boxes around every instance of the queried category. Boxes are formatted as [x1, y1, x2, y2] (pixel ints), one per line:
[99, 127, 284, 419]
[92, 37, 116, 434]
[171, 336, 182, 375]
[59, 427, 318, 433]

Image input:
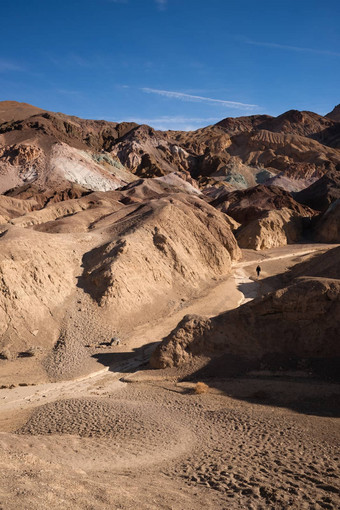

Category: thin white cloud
[245, 39, 340, 57]
[0, 58, 25, 72]
[49, 53, 93, 68]
[56, 89, 82, 96]
[114, 115, 219, 131]
[155, 0, 167, 9]
[108, 0, 166, 6]
[141, 88, 258, 110]
[122, 115, 219, 124]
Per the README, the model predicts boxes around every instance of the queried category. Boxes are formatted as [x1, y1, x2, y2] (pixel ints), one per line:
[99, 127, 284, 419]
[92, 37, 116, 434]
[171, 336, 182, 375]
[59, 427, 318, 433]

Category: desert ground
[1, 243, 339, 510]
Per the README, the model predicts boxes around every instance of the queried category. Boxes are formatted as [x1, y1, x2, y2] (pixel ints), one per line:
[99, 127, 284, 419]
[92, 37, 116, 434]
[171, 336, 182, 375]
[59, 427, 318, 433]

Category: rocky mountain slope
[0, 100, 46, 123]
[1, 101, 339, 197]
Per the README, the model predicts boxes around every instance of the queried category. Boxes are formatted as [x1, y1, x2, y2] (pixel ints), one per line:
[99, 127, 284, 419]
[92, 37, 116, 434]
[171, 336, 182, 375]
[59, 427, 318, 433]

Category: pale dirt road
[232, 245, 333, 305]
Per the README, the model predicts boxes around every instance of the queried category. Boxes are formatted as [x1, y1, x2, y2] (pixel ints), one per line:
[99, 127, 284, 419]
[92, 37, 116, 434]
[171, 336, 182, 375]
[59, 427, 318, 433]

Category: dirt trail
[233, 246, 327, 305]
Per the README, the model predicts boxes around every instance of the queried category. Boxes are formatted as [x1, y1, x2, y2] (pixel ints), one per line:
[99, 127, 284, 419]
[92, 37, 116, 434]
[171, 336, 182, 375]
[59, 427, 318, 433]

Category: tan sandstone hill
[235, 208, 308, 250]
[0, 178, 240, 381]
[1, 100, 340, 380]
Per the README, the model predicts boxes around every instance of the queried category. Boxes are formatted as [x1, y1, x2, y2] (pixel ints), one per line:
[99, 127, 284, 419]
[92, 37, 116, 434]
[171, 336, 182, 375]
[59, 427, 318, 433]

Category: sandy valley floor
[0, 244, 339, 509]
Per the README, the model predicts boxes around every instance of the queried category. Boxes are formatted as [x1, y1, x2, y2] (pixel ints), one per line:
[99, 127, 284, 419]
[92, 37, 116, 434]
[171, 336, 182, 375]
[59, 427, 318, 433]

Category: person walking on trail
[256, 265, 261, 278]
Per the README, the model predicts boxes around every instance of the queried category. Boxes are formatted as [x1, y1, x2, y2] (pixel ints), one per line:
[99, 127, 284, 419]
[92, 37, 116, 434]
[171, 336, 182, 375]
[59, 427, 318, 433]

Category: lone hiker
[256, 265, 261, 278]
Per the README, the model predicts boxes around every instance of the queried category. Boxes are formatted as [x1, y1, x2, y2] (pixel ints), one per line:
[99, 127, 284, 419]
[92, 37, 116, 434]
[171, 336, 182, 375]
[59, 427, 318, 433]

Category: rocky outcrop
[0, 140, 137, 194]
[0, 143, 42, 166]
[295, 170, 340, 211]
[4, 182, 91, 209]
[150, 277, 340, 369]
[326, 104, 340, 122]
[210, 184, 314, 224]
[314, 199, 340, 242]
[235, 208, 307, 250]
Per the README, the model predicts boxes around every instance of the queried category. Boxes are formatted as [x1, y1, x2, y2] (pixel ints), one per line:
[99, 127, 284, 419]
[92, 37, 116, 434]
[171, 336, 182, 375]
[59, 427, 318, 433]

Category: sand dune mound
[150, 277, 340, 370]
[17, 398, 182, 444]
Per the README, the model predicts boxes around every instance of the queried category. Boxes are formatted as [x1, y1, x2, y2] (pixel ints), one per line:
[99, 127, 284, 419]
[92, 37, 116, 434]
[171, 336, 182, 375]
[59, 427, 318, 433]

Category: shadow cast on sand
[237, 280, 260, 300]
[92, 342, 158, 373]
[237, 270, 294, 301]
[93, 343, 340, 418]
[180, 353, 340, 418]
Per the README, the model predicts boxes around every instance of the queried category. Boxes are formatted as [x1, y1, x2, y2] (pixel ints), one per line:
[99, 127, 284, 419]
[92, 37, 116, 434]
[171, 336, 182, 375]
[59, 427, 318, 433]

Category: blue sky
[1, 0, 339, 130]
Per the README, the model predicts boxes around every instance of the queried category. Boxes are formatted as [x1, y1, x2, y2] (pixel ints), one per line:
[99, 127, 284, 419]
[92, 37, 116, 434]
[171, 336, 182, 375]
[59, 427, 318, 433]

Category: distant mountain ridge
[0, 100, 339, 207]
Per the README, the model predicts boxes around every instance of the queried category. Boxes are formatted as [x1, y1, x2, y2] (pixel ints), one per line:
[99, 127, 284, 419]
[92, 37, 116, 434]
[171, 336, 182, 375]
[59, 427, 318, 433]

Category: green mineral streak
[92, 153, 124, 169]
[255, 169, 274, 184]
[224, 174, 248, 189]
